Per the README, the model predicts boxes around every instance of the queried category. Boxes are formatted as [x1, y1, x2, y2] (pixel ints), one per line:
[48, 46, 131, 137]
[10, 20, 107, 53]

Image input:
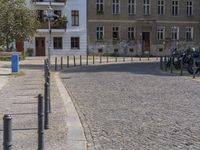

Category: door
[16, 41, 24, 52]
[142, 32, 150, 56]
[35, 37, 45, 56]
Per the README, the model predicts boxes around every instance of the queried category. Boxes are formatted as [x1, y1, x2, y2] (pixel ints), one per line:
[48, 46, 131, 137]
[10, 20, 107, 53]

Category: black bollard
[170, 57, 173, 73]
[131, 55, 133, 61]
[180, 58, 183, 76]
[38, 94, 44, 150]
[100, 55, 102, 64]
[123, 56, 125, 62]
[86, 55, 88, 66]
[93, 55, 95, 64]
[3, 114, 12, 150]
[73, 55, 76, 67]
[107, 55, 109, 63]
[44, 82, 49, 129]
[193, 59, 196, 79]
[46, 76, 51, 113]
[67, 56, 69, 68]
[55, 57, 57, 71]
[115, 55, 117, 62]
[139, 56, 141, 61]
[160, 57, 163, 70]
[61, 56, 63, 70]
[164, 56, 167, 71]
[80, 55, 82, 66]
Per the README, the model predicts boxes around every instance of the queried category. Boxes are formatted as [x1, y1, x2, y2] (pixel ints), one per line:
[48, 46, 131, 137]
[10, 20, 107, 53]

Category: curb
[54, 72, 87, 150]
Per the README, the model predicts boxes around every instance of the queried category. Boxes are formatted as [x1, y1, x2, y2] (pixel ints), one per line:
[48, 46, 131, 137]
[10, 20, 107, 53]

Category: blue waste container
[11, 54, 20, 73]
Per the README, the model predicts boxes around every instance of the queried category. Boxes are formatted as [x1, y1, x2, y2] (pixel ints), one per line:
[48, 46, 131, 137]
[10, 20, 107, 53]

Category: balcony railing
[38, 20, 67, 30]
[32, 0, 66, 2]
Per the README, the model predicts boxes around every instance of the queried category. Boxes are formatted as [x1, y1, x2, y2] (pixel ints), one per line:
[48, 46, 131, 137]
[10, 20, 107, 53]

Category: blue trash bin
[11, 54, 20, 73]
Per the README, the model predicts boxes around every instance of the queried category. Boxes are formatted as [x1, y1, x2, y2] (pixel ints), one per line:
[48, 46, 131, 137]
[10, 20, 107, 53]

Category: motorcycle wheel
[187, 60, 198, 75]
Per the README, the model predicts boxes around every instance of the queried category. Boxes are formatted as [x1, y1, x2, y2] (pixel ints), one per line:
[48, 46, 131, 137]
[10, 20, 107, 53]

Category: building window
[71, 10, 79, 26]
[172, 0, 179, 16]
[158, 0, 164, 15]
[128, 27, 135, 40]
[37, 10, 44, 21]
[98, 48, 103, 53]
[186, 27, 193, 40]
[96, 27, 104, 41]
[112, 27, 120, 40]
[114, 48, 118, 53]
[112, 0, 120, 14]
[128, 0, 135, 15]
[157, 26, 165, 40]
[96, 0, 104, 14]
[187, 0, 193, 16]
[144, 0, 150, 15]
[171, 27, 179, 40]
[71, 37, 80, 49]
[53, 37, 63, 49]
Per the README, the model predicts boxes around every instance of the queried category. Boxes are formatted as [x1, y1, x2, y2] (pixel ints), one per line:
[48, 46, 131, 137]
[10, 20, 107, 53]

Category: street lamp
[44, 5, 59, 67]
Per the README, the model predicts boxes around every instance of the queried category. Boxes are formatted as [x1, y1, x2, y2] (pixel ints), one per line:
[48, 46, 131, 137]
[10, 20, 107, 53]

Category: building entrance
[142, 32, 150, 56]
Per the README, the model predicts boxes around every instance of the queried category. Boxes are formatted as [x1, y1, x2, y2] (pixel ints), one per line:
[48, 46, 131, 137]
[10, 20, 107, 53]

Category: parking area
[61, 62, 200, 150]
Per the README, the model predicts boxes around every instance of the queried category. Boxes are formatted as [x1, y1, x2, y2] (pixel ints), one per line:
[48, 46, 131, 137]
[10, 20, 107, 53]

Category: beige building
[88, 0, 200, 56]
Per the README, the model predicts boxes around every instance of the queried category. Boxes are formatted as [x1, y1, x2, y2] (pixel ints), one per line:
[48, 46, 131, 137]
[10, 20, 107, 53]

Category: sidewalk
[0, 58, 68, 149]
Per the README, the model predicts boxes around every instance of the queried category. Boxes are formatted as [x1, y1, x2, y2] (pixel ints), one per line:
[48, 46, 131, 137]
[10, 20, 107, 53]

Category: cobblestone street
[61, 62, 200, 150]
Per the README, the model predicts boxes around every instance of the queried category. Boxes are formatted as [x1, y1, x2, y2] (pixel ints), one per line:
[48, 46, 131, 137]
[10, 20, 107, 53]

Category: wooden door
[142, 32, 150, 55]
[16, 41, 24, 52]
[35, 37, 45, 56]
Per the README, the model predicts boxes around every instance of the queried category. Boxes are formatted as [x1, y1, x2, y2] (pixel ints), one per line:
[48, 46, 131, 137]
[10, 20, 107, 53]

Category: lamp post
[44, 5, 58, 67]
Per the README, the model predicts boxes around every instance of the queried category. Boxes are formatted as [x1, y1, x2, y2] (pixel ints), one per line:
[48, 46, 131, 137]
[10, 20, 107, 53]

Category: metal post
[170, 57, 173, 73]
[107, 55, 109, 63]
[164, 56, 167, 71]
[73, 55, 76, 67]
[131, 55, 133, 61]
[46, 76, 51, 113]
[193, 59, 196, 79]
[123, 56, 125, 62]
[93, 55, 95, 64]
[48, 19, 51, 68]
[80, 55, 82, 66]
[180, 58, 183, 76]
[38, 94, 44, 150]
[160, 57, 163, 70]
[67, 56, 69, 68]
[3, 114, 12, 150]
[100, 55, 102, 64]
[44, 82, 49, 129]
[55, 57, 57, 71]
[139, 56, 141, 61]
[115, 55, 117, 62]
[86, 54, 88, 66]
[61, 56, 63, 70]
[148, 55, 150, 61]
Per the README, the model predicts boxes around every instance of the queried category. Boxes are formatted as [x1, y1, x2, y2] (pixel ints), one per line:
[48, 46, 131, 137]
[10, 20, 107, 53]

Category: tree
[0, 0, 39, 51]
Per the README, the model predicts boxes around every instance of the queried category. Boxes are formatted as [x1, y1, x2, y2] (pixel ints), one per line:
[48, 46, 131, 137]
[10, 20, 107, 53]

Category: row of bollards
[160, 56, 198, 78]
[54, 55, 158, 71]
[3, 59, 51, 150]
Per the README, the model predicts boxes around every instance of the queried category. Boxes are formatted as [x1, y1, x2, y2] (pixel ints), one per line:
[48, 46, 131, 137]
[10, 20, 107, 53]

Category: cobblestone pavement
[61, 62, 200, 150]
[0, 58, 67, 150]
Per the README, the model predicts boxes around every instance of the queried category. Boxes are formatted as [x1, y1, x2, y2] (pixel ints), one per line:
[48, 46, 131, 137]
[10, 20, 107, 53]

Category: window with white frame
[128, 0, 135, 15]
[144, 0, 150, 15]
[158, 0, 164, 15]
[53, 37, 63, 49]
[157, 26, 165, 40]
[96, 0, 104, 14]
[171, 27, 179, 40]
[186, 27, 193, 40]
[71, 10, 79, 26]
[112, 0, 120, 14]
[128, 27, 135, 40]
[187, 0, 193, 16]
[172, 0, 179, 16]
[96, 27, 104, 41]
[112, 27, 120, 40]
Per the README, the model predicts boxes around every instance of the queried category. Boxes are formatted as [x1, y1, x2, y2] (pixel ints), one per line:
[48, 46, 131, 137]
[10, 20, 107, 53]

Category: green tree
[0, 0, 39, 51]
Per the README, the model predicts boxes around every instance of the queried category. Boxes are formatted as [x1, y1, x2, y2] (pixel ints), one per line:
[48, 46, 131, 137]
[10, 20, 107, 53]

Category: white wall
[24, 0, 87, 56]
